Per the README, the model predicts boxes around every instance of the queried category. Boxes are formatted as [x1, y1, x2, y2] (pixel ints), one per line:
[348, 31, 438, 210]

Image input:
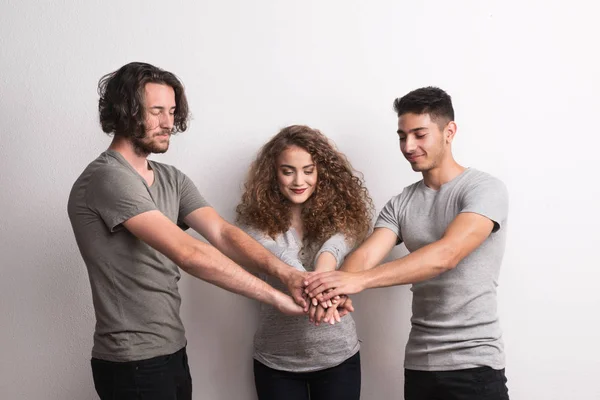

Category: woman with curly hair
[236, 124, 374, 400]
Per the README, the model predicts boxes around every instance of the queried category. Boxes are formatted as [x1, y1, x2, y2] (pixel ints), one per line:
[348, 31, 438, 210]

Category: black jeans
[91, 346, 192, 400]
[405, 367, 509, 400]
[254, 352, 361, 400]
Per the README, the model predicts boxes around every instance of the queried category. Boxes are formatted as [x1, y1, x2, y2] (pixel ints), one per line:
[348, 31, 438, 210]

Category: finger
[340, 298, 354, 315]
[308, 283, 337, 299]
[309, 304, 317, 323]
[315, 306, 326, 325]
[292, 290, 308, 311]
[324, 305, 336, 324]
[320, 288, 341, 302]
[305, 277, 335, 294]
[315, 292, 328, 307]
[334, 308, 341, 323]
[303, 271, 332, 287]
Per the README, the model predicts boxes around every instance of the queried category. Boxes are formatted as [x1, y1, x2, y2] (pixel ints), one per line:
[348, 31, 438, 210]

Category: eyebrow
[148, 106, 176, 110]
[280, 164, 315, 169]
[397, 127, 428, 134]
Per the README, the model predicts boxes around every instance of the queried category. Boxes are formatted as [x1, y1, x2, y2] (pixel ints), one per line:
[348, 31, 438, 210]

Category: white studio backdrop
[1, 1, 598, 399]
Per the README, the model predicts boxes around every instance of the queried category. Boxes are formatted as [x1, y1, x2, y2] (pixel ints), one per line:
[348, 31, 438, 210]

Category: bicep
[123, 210, 197, 265]
[355, 227, 399, 267]
[439, 212, 494, 266]
[183, 206, 227, 245]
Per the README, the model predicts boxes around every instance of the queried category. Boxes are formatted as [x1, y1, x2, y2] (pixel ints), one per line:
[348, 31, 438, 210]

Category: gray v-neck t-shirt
[376, 168, 509, 371]
[245, 228, 360, 372]
[68, 150, 209, 361]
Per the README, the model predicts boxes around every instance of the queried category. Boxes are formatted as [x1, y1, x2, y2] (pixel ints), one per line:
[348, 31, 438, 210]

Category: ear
[444, 121, 457, 144]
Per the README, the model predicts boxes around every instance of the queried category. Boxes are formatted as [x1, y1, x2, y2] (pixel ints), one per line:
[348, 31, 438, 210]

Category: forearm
[216, 223, 293, 281]
[179, 241, 286, 306]
[314, 252, 337, 272]
[362, 240, 455, 289]
[340, 247, 376, 273]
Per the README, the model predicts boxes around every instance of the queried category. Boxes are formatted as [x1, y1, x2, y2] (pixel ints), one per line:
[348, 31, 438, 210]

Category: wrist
[264, 285, 282, 308]
[356, 270, 371, 292]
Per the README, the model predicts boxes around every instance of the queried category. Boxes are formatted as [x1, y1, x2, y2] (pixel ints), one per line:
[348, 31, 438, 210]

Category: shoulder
[385, 179, 422, 206]
[460, 169, 507, 194]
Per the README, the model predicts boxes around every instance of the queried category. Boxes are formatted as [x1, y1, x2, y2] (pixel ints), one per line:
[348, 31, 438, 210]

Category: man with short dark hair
[68, 62, 310, 399]
[305, 87, 510, 399]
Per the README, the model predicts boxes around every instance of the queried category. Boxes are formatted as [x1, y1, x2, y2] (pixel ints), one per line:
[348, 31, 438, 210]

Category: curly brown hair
[236, 125, 374, 247]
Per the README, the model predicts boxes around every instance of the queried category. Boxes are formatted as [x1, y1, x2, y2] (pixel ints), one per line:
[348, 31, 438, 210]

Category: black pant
[254, 352, 361, 400]
[405, 367, 509, 400]
[91, 346, 192, 400]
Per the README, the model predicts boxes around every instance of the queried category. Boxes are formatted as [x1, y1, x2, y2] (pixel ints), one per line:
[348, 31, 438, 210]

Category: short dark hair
[393, 87, 454, 128]
[98, 62, 189, 138]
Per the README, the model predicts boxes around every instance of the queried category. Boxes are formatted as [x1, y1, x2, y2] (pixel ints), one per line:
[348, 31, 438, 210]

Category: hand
[304, 271, 366, 301]
[310, 288, 339, 309]
[308, 302, 338, 326]
[309, 295, 354, 325]
[331, 295, 354, 319]
[282, 269, 310, 312]
[274, 293, 305, 316]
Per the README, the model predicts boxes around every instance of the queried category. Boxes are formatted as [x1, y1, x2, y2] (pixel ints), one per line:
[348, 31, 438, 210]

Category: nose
[403, 135, 417, 153]
[159, 111, 174, 130]
[292, 173, 304, 187]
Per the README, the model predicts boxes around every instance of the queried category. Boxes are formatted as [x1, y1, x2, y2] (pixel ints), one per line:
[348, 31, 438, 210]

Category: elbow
[437, 243, 460, 271]
[175, 243, 207, 276]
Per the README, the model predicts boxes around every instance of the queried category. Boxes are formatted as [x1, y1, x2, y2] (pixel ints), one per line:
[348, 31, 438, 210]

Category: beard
[132, 129, 171, 156]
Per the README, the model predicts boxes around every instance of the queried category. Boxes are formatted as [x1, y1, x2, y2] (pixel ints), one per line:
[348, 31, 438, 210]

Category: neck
[290, 204, 304, 232]
[109, 136, 149, 172]
[422, 156, 465, 190]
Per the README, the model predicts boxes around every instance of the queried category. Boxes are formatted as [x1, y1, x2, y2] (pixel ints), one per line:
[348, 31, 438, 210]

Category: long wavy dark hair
[98, 62, 189, 138]
[236, 125, 374, 247]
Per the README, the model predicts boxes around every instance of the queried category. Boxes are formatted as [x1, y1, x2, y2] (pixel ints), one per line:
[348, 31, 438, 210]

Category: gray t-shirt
[245, 228, 360, 372]
[375, 168, 508, 371]
[67, 150, 209, 362]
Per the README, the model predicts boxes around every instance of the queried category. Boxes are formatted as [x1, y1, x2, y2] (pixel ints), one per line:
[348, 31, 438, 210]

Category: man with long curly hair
[67, 62, 308, 399]
[305, 87, 510, 399]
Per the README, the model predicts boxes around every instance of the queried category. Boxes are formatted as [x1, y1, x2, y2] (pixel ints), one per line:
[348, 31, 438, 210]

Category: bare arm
[184, 207, 308, 309]
[362, 212, 494, 287]
[339, 228, 399, 273]
[123, 210, 303, 315]
[305, 212, 494, 299]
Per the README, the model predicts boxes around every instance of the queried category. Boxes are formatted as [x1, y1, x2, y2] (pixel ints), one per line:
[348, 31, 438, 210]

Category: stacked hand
[278, 269, 363, 324]
[302, 271, 364, 325]
[308, 293, 354, 325]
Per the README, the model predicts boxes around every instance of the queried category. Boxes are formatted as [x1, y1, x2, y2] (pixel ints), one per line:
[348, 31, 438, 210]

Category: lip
[290, 188, 307, 194]
[405, 154, 423, 162]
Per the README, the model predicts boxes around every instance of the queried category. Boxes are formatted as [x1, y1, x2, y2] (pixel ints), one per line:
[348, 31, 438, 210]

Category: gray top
[68, 150, 209, 362]
[375, 168, 508, 371]
[245, 228, 360, 372]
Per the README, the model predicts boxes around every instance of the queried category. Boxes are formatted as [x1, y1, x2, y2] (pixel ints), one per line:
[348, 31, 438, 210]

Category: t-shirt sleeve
[314, 233, 352, 269]
[86, 167, 157, 232]
[178, 172, 210, 223]
[374, 193, 404, 244]
[460, 176, 509, 232]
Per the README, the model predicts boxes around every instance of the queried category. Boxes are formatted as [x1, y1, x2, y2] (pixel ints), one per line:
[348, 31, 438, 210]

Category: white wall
[1, 1, 598, 399]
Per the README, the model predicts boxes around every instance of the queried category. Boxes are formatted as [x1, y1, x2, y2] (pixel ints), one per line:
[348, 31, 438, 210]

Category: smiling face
[276, 145, 318, 205]
[131, 82, 176, 155]
[397, 112, 455, 172]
